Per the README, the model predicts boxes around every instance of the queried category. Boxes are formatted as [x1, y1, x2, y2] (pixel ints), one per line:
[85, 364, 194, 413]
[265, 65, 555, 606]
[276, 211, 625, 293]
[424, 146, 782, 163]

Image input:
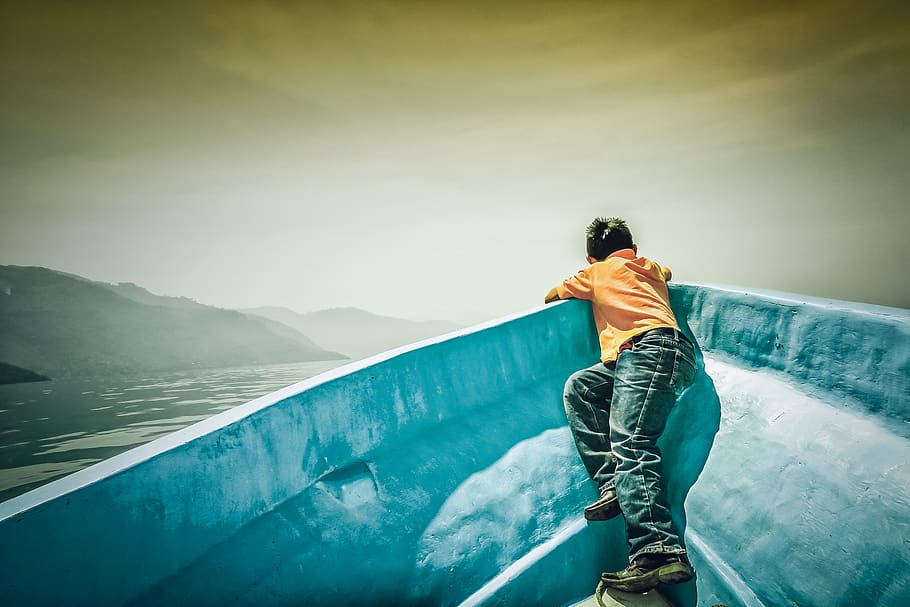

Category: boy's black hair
[586, 217, 634, 260]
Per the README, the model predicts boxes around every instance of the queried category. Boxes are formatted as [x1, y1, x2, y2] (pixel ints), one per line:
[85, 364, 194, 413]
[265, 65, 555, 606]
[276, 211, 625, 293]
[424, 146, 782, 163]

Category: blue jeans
[563, 328, 696, 562]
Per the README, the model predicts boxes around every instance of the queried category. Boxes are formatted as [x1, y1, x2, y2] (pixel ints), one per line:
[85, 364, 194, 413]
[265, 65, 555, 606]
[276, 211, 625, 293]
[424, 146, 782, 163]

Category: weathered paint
[0, 286, 907, 607]
[670, 285, 910, 607]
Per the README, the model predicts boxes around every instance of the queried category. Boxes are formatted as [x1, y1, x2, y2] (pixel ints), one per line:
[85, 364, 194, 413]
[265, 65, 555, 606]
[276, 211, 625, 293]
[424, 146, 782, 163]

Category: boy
[544, 217, 696, 593]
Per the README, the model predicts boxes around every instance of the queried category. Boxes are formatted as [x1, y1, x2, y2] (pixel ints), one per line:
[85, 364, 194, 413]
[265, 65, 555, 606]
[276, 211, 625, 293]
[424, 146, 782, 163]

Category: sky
[2, 1, 908, 322]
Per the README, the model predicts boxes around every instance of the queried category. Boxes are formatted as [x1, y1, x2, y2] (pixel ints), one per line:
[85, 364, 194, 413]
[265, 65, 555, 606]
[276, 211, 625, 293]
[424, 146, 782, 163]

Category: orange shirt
[555, 248, 679, 363]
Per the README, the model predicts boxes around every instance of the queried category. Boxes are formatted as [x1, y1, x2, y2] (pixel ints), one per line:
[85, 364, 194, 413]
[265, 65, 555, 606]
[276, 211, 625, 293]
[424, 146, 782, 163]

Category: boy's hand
[544, 287, 560, 303]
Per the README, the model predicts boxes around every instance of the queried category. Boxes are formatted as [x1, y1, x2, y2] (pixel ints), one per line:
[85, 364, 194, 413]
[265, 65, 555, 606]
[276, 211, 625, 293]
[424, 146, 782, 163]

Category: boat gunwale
[0, 301, 565, 521]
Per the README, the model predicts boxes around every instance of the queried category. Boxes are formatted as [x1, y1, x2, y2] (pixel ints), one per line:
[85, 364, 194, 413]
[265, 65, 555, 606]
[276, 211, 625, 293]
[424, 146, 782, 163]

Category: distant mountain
[244, 306, 462, 361]
[96, 281, 209, 310]
[0, 266, 346, 379]
[0, 362, 50, 385]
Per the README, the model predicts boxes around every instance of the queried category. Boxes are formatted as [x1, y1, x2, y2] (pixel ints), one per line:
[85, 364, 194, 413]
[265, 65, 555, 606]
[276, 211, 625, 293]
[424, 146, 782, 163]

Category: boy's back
[555, 248, 680, 363]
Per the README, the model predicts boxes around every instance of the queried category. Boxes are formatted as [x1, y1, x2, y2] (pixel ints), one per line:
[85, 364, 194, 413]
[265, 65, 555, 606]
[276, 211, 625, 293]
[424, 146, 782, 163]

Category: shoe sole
[599, 562, 693, 594]
[583, 500, 621, 521]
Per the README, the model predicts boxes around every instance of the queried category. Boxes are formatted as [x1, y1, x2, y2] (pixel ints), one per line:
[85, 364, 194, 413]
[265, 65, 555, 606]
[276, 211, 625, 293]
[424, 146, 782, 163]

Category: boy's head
[586, 217, 634, 261]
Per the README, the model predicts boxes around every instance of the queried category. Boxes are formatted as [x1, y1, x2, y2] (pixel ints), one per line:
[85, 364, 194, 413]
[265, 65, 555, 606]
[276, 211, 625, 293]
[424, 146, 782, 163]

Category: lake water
[0, 360, 346, 503]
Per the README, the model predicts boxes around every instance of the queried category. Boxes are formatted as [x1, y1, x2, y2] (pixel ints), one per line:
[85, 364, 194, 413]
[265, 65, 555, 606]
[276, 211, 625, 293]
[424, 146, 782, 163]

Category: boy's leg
[563, 363, 619, 519]
[608, 333, 695, 564]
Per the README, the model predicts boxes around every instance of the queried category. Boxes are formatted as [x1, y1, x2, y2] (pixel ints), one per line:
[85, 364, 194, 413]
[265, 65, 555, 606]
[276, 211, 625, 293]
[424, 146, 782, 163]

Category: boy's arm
[545, 268, 593, 304]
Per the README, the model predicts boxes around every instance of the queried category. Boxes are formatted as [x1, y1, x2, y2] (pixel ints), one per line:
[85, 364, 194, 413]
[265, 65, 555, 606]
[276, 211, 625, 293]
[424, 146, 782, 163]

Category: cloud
[1, 1, 908, 312]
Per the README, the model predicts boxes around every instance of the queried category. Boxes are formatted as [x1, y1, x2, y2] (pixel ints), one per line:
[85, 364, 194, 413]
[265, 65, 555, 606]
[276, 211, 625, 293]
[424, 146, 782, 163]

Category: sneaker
[598, 553, 693, 593]
[584, 485, 620, 521]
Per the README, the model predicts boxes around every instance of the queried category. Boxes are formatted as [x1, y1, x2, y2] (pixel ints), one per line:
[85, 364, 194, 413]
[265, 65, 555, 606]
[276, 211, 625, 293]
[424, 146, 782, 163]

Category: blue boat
[1, 284, 908, 606]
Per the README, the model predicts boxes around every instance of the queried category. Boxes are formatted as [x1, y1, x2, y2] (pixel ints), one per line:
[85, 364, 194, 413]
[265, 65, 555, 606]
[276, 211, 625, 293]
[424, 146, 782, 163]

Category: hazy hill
[0, 361, 50, 385]
[245, 306, 462, 361]
[96, 281, 208, 309]
[0, 266, 346, 379]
